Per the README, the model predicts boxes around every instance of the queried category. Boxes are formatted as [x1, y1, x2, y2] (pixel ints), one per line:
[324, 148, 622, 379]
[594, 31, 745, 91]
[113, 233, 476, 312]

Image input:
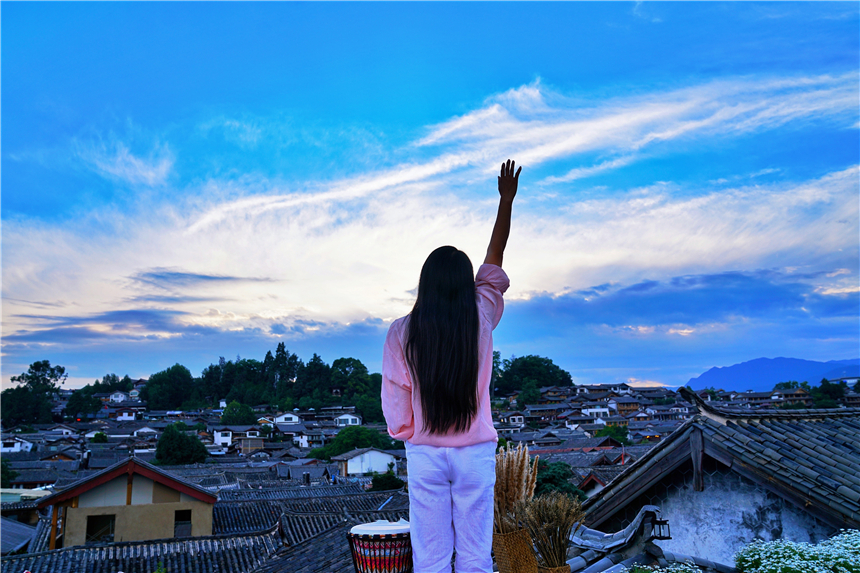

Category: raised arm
[484, 159, 521, 268]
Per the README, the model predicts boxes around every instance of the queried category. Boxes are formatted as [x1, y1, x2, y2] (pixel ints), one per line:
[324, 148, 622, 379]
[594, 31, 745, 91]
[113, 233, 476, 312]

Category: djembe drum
[347, 519, 412, 573]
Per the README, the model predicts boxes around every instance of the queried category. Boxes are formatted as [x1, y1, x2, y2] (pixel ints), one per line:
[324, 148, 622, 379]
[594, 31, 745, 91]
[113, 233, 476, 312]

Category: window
[174, 510, 192, 538]
[86, 514, 116, 544]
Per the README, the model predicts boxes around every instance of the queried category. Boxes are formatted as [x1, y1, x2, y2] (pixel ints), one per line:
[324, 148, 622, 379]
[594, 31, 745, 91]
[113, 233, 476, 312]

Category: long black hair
[405, 246, 480, 435]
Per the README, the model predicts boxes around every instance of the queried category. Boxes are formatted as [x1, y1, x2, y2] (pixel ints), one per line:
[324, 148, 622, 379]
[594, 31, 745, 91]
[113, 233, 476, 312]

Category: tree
[274, 343, 301, 400]
[295, 354, 333, 406]
[155, 423, 208, 465]
[65, 391, 103, 420]
[534, 460, 586, 500]
[1, 360, 67, 426]
[497, 355, 572, 395]
[1, 459, 19, 488]
[308, 425, 396, 461]
[331, 357, 371, 401]
[220, 401, 257, 425]
[368, 471, 405, 491]
[141, 364, 194, 411]
[595, 425, 630, 446]
[774, 381, 800, 390]
[811, 378, 847, 408]
[517, 380, 541, 409]
[91, 432, 108, 443]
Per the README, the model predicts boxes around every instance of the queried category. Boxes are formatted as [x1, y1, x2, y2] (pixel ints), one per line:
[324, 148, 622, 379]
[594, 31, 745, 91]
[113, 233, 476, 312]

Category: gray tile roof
[583, 389, 860, 529]
[1, 516, 36, 554]
[213, 492, 408, 535]
[218, 483, 366, 501]
[253, 510, 411, 573]
[3, 522, 284, 573]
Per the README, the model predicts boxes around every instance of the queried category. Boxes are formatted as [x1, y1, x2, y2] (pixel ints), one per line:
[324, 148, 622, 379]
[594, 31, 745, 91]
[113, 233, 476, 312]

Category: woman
[381, 159, 521, 573]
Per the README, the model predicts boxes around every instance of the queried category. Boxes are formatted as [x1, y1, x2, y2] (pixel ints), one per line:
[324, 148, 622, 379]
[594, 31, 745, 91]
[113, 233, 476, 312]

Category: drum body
[347, 519, 412, 573]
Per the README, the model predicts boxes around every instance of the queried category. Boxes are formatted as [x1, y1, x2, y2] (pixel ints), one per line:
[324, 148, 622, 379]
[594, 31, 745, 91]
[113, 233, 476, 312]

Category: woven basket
[492, 528, 538, 573]
[538, 565, 571, 573]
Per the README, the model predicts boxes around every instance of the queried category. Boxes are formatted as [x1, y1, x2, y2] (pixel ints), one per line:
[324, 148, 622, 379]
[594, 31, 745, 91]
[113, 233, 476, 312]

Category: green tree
[65, 391, 103, 420]
[1, 360, 67, 426]
[811, 378, 847, 408]
[220, 401, 257, 425]
[368, 471, 405, 491]
[331, 357, 371, 401]
[274, 343, 301, 400]
[496, 436, 508, 451]
[517, 380, 541, 409]
[497, 355, 572, 396]
[91, 431, 108, 443]
[594, 425, 630, 446]
[308, 425, 396, 461]
[141, 364, 194, 411]
[774, 381, 800, 390]
[1, 459, 20, 488]
[155, 423, 208, 465]
[534, 460, 586, 500]
[295, 354, 333, 405]
[354, 394, 382, 424]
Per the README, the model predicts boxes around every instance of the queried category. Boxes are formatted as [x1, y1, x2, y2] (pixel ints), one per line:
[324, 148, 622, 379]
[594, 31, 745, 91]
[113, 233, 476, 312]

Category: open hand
[498, 159, 521, 202]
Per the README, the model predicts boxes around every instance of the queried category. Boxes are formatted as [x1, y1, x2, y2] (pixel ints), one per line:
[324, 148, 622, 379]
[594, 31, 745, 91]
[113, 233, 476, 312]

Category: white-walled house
[110, 391, 130, 403]
[116, 408, 137, 421]
[331, 448, 396, 476]
[210, 426, 262, 448]
[335, 413, 362, 427]
[274, 412, 302, 424]
[581, 404, 610, 419]
[1, 436, 37, 453]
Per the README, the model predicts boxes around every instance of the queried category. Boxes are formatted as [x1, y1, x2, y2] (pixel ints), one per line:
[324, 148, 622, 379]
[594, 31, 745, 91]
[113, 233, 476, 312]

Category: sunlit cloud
[3, 74, 858, 385]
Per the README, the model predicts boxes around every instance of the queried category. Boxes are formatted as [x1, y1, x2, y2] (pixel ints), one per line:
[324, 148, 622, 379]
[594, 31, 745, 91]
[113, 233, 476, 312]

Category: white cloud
[3, 75, 858, 349]
[76, 139, 173, 186]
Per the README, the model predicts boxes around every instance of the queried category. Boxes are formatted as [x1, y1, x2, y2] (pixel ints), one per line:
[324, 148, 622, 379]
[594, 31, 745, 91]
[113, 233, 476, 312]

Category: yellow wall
[65, 500, 213, 546]
[63, 473, 213, 547]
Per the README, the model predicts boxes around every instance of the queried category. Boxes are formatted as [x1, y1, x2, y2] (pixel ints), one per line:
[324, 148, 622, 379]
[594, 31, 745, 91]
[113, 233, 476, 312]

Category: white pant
[406, 441, 496, 573]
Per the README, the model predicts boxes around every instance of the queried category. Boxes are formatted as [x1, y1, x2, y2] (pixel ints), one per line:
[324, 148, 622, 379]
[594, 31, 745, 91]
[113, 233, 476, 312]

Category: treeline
[774, 379, 856, 409]
[137, 343, 387, 423]
[4, 351, 575, 427]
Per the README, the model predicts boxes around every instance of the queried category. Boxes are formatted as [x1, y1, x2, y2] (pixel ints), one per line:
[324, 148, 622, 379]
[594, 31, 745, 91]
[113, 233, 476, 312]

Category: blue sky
[2, 2, 858, 390]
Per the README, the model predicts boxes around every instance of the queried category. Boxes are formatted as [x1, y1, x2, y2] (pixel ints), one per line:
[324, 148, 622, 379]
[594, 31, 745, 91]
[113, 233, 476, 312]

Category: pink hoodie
[381, 263, 509, 447]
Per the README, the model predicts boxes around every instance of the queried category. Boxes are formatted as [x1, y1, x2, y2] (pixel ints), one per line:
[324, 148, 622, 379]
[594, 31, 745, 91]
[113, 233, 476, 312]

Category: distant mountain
[687, 357, 860, 392]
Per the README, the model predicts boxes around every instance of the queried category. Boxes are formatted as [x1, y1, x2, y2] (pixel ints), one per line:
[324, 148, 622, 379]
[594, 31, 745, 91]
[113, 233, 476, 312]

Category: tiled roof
[214, 491, 409, 535]
[583, 390, 860, 529]
[253, 510, 410, 573]
[38, 456, 217, 508]
[3, 522, 285, 573]
[331, 447, 393, 461]
[1, 516, 36, 554]
[218, 484, 366, 501]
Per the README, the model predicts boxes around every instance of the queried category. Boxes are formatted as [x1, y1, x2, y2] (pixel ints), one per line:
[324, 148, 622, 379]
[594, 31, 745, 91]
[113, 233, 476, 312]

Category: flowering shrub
[734, 530, 860, 573]
[625, 563, 704, 573]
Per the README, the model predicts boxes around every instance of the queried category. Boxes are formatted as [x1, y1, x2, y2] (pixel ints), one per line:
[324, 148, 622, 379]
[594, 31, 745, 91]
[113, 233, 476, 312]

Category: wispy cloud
[75, 138, 173, 186]
[2, 75, 858, 384]
[131, 268, 274, 289]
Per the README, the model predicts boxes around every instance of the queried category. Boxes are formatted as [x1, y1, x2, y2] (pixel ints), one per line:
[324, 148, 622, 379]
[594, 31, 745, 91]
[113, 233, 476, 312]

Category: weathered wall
[348, 451, 394, 475]
[599, 458, 835, 565]
[64, 500, 213, 547]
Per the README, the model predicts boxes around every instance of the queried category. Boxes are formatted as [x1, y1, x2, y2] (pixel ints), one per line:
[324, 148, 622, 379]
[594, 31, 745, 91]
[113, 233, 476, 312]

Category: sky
[2, 2, 858, 391]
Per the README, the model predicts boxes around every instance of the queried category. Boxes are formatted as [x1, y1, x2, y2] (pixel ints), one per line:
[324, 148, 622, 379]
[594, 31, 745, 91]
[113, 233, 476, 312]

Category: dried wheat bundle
[493, 443, 539, 534]
[516, 491, 585, 568]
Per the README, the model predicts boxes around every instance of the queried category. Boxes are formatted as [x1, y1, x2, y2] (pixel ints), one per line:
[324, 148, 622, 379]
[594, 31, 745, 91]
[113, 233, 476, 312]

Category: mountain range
[686, 357, 860, 392]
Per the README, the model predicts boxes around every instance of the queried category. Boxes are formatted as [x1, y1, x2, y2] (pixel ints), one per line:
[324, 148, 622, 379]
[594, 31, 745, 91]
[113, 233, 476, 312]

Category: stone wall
[599, 458, 835, 565]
